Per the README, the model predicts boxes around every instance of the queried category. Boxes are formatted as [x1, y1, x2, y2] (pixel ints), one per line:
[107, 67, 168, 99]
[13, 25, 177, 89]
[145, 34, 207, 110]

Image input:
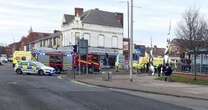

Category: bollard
[102, 71, 107, 81]
[108, 71, 112, 81]
[101, 71, 113, 81]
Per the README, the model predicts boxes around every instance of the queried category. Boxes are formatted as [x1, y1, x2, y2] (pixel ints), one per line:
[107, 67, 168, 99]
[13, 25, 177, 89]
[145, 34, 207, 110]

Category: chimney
[75, 8, 84, 17]
[116, 13, 123, 26]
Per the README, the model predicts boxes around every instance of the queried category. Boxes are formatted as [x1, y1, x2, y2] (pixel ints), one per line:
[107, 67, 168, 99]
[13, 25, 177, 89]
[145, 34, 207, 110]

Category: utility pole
[129, 0, 133, 82]
[150, 37, 152, 49]
[127, 1, 130, 63]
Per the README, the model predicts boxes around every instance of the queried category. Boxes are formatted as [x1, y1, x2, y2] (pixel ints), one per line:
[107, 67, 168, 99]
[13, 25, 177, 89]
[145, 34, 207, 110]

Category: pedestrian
[149, 63, 155, 76]
[146, 63, 149, 73]
[164, 63, 172, 82]
[157, 64, 162, 77]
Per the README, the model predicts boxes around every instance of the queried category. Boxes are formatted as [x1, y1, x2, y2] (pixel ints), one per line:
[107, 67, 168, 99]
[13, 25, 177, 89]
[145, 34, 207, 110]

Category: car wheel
[16, 69, 22, 75]
[38, 70, 44, 76]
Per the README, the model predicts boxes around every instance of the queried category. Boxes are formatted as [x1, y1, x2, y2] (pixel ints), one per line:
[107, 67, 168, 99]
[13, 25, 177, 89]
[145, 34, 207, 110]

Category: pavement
[0, 63, 195, 110]
[72, 72, 208, 101]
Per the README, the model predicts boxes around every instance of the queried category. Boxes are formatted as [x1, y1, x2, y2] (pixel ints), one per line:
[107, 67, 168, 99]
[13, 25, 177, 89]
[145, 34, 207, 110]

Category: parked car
[15, 61, 56, 76]
[0, 57, 8, 63]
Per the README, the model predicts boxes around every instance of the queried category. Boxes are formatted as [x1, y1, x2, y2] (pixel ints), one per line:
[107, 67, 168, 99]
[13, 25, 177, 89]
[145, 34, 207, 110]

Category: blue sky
[0, 0, 208, 47]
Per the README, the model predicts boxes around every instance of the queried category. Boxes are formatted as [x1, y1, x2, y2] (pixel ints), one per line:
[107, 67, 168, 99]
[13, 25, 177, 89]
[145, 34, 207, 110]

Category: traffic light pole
[79, 55, 81, 75]
[86, 55, 88, 75]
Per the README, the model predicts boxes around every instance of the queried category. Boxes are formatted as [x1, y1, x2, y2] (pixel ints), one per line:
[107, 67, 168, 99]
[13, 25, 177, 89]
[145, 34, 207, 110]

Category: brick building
[17, 32, 51, 51]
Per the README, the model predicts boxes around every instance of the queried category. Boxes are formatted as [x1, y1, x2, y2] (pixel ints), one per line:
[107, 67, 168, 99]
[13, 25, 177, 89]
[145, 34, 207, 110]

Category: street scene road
[0, 64, 192, 110]
[2, 0, 208, 110]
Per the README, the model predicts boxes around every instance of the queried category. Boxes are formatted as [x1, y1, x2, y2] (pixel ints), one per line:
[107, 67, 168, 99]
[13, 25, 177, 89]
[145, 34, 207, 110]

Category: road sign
[78, 38, 88, 55]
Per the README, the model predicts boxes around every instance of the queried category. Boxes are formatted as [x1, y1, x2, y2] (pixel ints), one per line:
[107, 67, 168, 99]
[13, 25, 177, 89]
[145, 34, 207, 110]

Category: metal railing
[174, 64, 208, 74]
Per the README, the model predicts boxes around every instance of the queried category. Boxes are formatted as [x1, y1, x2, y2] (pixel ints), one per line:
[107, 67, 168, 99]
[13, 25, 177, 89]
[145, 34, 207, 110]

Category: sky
[0, 0, 208, 47]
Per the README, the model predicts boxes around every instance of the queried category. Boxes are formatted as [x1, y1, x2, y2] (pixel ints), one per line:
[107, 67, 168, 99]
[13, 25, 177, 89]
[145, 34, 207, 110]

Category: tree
[176, 8, 208, 80]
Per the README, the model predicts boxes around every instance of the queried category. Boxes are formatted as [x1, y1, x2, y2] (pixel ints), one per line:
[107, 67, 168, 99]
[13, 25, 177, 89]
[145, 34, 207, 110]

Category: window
[49, 39, 52, 47]
[83, 33, 90, 45]
[112, 36, 118, 48]
[40, 40, 42, 47]
[43, 40, 46, 47]
[98, 34, 104, 47]
[29, 62, 36, 67]
[75, 32, 80, 45]
[49, 56, 63, 64]
[53, 38, 56, 45]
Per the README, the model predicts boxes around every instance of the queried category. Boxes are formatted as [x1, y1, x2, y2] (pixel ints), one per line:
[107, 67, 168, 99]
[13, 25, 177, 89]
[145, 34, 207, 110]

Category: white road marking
[57, 75, 63, 79]
[71, 80, 97, 88]
[8, 82, 17, 85]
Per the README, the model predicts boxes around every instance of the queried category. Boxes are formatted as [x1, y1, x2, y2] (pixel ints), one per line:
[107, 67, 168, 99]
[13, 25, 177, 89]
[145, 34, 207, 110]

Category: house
[26, 32, 51, 51]
[32, 30, 61, 49]
[61, 8, 124, 56]
[7, 42, 20, 56]
[19, 37, 28, 51]
[169, 39, 186, 58]
[146, 46, 165, 57]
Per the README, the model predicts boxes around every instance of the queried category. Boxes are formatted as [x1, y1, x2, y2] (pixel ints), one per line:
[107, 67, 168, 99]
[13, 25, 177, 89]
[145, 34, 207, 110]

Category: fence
[174, 63, 208, 74]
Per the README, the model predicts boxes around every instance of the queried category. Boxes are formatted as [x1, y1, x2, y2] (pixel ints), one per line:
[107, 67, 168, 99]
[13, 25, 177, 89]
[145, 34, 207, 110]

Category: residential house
[7, 42, 20, 56]
[169, 39, 186, 58]
[61, 8, 124, 56]
[146, 46, 165, 58]
[26, 32, 51, 51]
[32, 30, 61, 49]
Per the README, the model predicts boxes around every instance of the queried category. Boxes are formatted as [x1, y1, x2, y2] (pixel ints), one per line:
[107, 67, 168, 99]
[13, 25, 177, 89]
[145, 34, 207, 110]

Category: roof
[31, 32, 61, 43]
[146, 47, 165, 57]
[81, 9, 123, 28]
[63, 14, 75, 25]
[63, 9, 123, 28]
[26, 32, 52, 44]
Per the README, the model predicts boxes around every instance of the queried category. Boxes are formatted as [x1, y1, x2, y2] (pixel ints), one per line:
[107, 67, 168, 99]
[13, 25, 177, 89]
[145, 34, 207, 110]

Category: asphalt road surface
[0, 63, 192, 110]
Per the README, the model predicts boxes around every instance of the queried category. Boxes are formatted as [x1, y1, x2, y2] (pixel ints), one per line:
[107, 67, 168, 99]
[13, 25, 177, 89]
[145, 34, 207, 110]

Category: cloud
[1, 0, 208, 47]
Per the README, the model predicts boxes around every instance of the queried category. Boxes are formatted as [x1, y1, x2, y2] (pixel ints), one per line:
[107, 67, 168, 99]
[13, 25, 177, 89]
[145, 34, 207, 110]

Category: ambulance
[12, 51, 32, 67]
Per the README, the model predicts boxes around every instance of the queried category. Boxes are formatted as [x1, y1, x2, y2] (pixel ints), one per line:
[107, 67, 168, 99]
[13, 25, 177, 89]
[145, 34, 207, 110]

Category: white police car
[15, 61, 56, 76]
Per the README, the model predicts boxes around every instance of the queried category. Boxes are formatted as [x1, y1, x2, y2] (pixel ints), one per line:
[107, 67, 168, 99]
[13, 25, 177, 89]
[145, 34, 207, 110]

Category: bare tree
[176, 8, 208, 80]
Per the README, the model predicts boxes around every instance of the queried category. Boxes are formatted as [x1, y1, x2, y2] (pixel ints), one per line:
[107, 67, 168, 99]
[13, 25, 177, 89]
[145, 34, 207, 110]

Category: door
[21, 62, 29, 73]
[29, 62, 38, 74]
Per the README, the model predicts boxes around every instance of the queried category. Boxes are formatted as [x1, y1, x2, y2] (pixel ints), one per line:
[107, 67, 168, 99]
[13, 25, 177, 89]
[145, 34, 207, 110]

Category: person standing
[157, 64, 162, 77]
[164, 63, 172, 81]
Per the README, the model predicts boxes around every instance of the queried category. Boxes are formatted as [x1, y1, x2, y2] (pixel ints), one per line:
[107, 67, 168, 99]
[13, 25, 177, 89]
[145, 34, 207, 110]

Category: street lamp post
[129, 0, 133, 82]
[127, 1, 130, 63]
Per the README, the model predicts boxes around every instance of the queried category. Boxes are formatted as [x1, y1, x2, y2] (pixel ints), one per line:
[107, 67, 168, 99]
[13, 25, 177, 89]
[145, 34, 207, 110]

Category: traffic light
[73, 45, 77, 53]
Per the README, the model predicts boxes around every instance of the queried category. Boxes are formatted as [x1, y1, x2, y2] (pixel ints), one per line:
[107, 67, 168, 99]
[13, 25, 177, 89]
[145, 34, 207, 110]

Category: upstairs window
[98, 34, 104, 47]
[75, 32, 80, 45]
[53, 38, 56, 45]
[83, 33, 90, 45]
[112, 36, 118, 48]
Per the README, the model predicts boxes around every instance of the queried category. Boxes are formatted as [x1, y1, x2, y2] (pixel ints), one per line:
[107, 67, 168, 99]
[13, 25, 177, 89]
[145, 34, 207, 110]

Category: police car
[15, 61, 56, 76]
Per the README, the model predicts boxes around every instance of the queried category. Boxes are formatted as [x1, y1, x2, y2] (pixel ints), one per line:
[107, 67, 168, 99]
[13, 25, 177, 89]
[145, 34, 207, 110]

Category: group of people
[157, 63, 173, 81]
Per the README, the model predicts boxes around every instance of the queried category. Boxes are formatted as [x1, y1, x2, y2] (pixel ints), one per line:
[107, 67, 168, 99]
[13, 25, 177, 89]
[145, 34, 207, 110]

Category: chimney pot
[75, 8, 84, 17]
[115, 13, 123, 26]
